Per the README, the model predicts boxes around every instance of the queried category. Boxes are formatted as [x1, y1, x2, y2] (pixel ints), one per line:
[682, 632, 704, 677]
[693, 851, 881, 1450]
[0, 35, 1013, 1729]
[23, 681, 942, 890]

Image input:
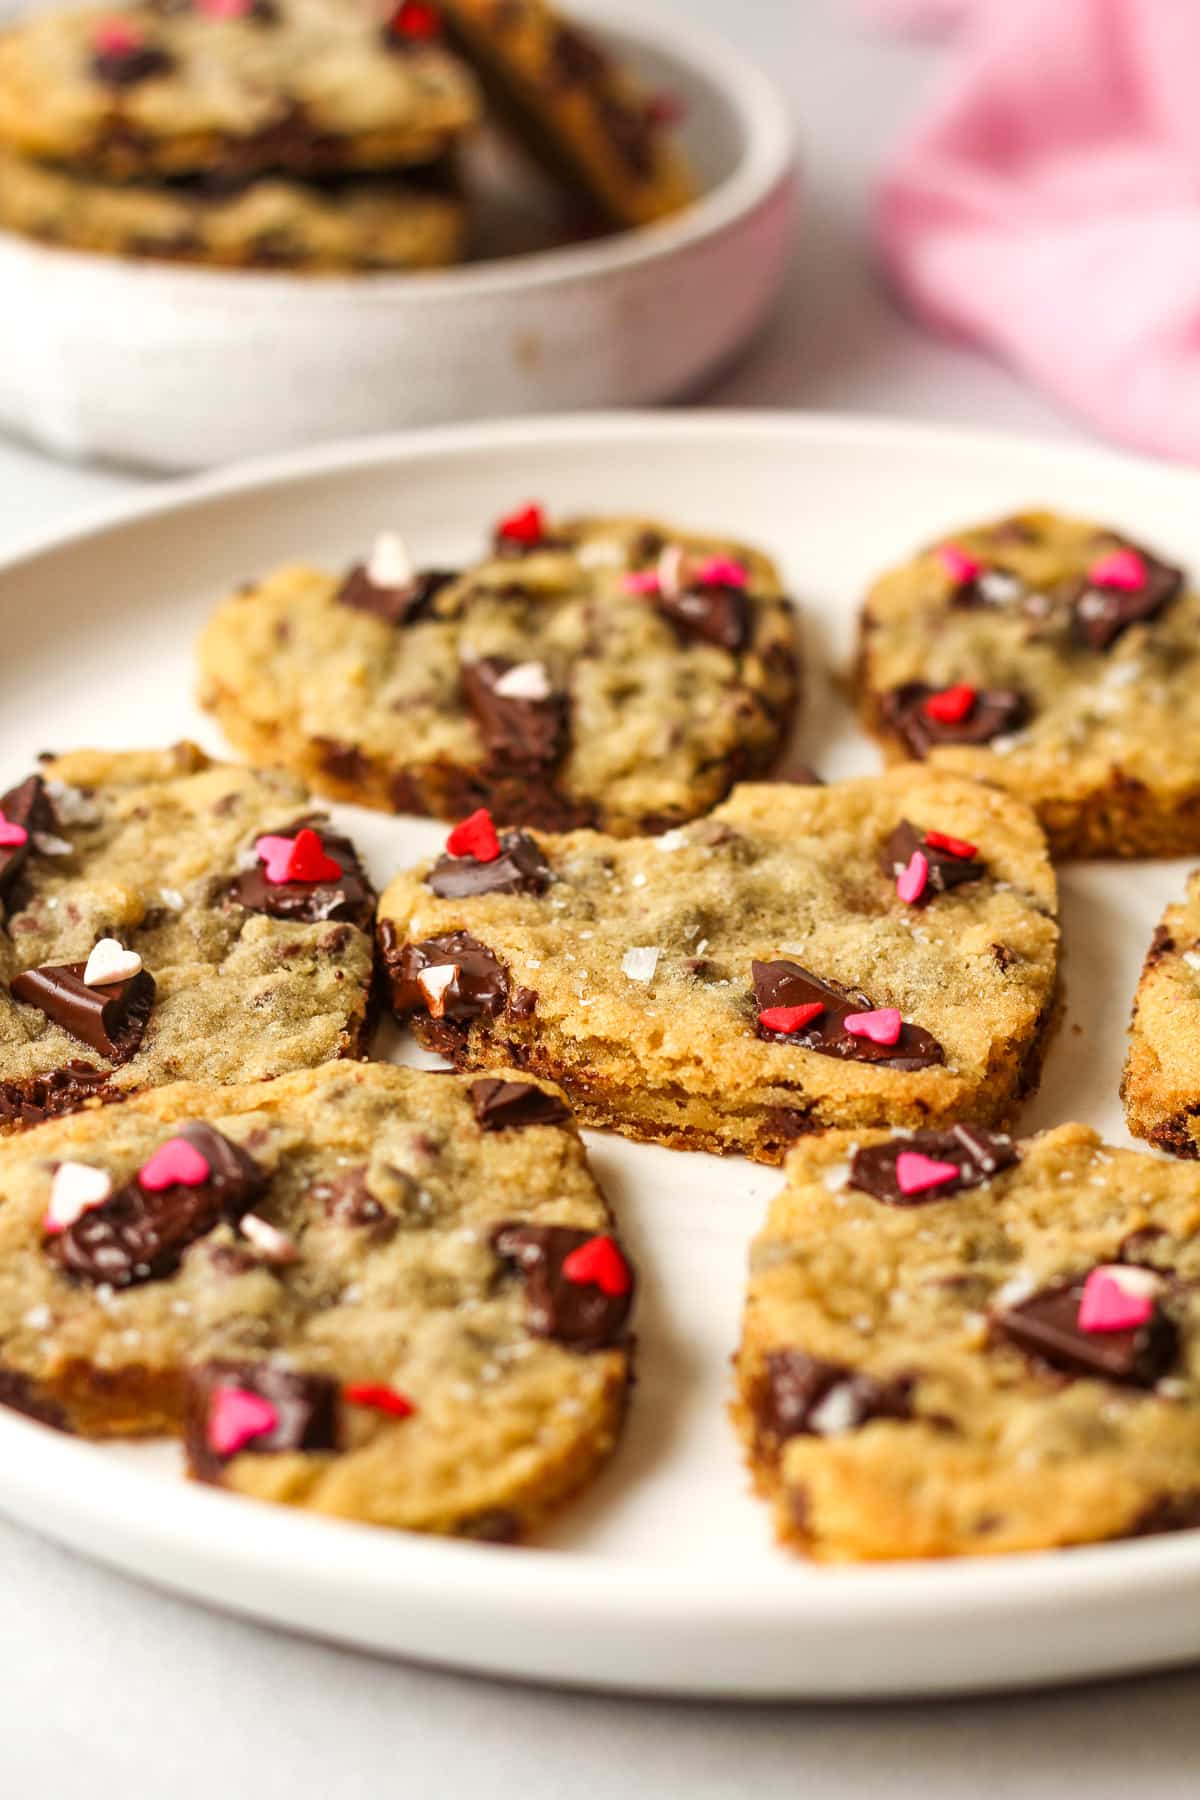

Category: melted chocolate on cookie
[426, 829, 552, 899]
[881, 683, 1030, 758]
[184, 1360, 339, 1481]
[849, 1127, 1018, 1205]
[491, 1223, 634, 1351]
[10, 959, 155, 1063]
[751, 960, 945, 1070]
[992, 1275, 1178, 1387]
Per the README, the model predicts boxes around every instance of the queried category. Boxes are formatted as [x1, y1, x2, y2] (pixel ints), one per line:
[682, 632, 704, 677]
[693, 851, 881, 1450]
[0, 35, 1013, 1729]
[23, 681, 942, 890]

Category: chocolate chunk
[51, 1122, 267, 1289]
[92, 43, 174, 86]
[10, 959, 155, 1064]
[992, 1277, 1178, 1387]
[849, 1126, 1018, 1205]
[550, 22, 609, 85]
[230, 821, 374, 928]
[0, 1367, 69, 1432]
[336, 565, 456, 626]
[509, 985, 538, 1019]
[755, 1350, 913, 1452]
[882, 819, 986, 900]
[882, 683, 1030, 758]
[0, 1061, 114, 1130]
[427, 829, 552, 899]
[461, 657, 567, 771]
[384, 929, 509, 1021]
[492, 1223, 634, 1351]
[1128, 1492, 1200, 1537]
[656, 583, 749, 652]
[1068, 548, 1182, 651]
[0, 773, 57, 909]
[471, 1079, 570, 1131]
[318, 740, 372, 784]
[595, 91, 656, 179]
[184, 1360, 339, 1481]
[311, 1165, 393, 1231]
[751, 959, 945, 1070]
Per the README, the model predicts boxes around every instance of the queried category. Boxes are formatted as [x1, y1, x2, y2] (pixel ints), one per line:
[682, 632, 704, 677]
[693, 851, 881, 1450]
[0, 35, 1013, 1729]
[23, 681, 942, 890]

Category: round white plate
[1, 411, 1198, 1701]
[0, 7, 796, 472]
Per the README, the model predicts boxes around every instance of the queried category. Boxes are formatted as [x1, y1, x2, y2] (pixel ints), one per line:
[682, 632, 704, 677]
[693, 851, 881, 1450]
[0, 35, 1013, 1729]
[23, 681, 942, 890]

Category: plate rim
[5, 406, 1200, 1694]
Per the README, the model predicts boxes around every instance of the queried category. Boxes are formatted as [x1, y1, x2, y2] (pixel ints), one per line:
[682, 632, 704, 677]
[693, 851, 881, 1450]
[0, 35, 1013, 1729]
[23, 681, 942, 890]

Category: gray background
[3, 3, 1199, 1792]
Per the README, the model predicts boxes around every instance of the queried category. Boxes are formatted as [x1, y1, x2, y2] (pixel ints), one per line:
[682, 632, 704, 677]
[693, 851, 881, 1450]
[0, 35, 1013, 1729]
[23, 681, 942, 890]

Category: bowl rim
[0, 1, 798, 299]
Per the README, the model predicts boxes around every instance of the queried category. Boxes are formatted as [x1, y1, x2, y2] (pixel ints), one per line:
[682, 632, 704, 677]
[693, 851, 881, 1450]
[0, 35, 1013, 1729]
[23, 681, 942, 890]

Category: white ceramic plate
[0, 7, 796, 472]
[1, 411, 1198, 1701]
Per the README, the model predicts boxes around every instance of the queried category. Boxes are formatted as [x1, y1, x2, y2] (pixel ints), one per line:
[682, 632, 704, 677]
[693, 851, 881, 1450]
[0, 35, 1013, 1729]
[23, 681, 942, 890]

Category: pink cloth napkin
[874, 0, 1200, 460]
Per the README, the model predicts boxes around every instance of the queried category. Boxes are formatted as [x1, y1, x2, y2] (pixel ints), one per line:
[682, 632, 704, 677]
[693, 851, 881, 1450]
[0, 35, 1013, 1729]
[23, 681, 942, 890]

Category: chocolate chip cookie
[437, 0, 693, 229]
[0, 744, 375, 1132]
[736, 1121, 1200, 1559]
[856, 510, 1200, 858]
[0, 148, 467, 271]
[0, 0, 479, 183]
[0, 1059, 633, 1538]
[197, 510, 799, 835]
[376, 769, 1060, 1162]
[1123, 871, 1200, 1160]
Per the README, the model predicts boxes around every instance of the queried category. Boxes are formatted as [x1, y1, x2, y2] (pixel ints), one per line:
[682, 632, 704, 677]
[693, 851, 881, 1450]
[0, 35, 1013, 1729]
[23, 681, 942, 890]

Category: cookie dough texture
[0, 0, 479, 181]
[378, 771, 1060, 1162]
[438, 0, 693, 228]
[0, 744, 374, 1130]
[0, 149, 468, 271]
[0, 1061, 632, 1538]
[735, 1123, 1200, 1560]
[1123, 871, 1200, 1160]
[197, 514, 799, 835]
[857, 510, 1200, 859]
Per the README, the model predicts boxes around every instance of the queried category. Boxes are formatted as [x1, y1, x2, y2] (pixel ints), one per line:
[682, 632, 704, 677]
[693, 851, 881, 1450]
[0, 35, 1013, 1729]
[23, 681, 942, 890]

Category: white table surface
[5, 3, 1200, 1793]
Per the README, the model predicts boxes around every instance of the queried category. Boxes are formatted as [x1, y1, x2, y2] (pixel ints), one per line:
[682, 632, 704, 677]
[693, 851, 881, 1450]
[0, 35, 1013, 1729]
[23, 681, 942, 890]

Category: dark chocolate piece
[51, 1122, 267, 1289]
[310, 1165, 393, 1232]
[0, 1061, 114, 1130]
[756, 1349, 913, 1452]
[461, 657, 567, 771]
[383, 928, 509, 1021]
[1068, 548, 1182, 652]
[491, 1223, 634, 1351]
[550, 22, 609, 86]
[230, 820, 374, 928]
[881, 683, 1031, 758]
[426, 829, 552, 899]
[849, 1126, 1018, 1205]
[10, 959, 155, 1064]
[0, 1367, 69, 1432]
[751, 959, 945, 1070]
[0, 773, 57, 909]
[336, 564, 456, 626]
[656, 583, 749, 652]
[470, 1078, 570, 1131]
[992, 1276, 1178, 1387]
[1128, 1492, 1200, 1538]
[184, 1360, 339, 1481]
[91, 42, 174, 86]
[882, 819, 986, 901]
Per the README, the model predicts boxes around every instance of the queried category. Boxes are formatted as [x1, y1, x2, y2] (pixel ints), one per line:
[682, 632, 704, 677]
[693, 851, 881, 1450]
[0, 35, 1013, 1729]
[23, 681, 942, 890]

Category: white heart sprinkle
[976, 571, 1023, 605]
[1097, 1263, 1162, 1299]
[808, 1384, 860, 1438]
[32, 832, 72, 857]
[83, 938, 142, 988]
[621, 946, 659, 983]
[44, 1162, 112, 1233]
[1183, 950, 1200, 972]
[657, 544, 687, 599]
[418, 964, 459, 1016]
[159, 888, 185, 912]
[367, 531, 414, 590]
[240, 1213, 298, 1265]
[654, 829, 688, 853]
[44, 780, 99, 825]
[494, 661, 552, 701]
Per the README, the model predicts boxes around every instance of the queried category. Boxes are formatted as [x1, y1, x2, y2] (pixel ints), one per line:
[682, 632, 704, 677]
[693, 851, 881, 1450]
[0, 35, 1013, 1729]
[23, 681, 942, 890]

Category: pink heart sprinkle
[208, 1388, 278, 1458]
[937, 544, 983, 584]
[139, 1137, 210, 1192]
[1088, 548, 1146, 592]
[94, 18, 139, 53]
[0, 811, 28, 848]
[895, 1150, 961, 1196]
[843, 1008, 903, 1046]
[1077, 1267, 1156, 1334]
[697, 556, 749, 590]
[896, 850, 929, 905]
[621, 569, 662, 595]
[197, 0, 254, 15]
[255, 834, 297, 884]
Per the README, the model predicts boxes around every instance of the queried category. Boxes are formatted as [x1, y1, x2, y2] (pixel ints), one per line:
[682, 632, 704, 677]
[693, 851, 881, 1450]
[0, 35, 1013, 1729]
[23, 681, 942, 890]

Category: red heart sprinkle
[496, 503, 546, 546]
[561, 1235, 631, 1297]
[284, 828, 343, 885]
[922, 683, 977, 725]
[924, 829, 978, 859]
[343, 1382, 416, 1419]
[388, 0, 442, 38]
[0, 811, 29, 848]
[758, 1002, 825, 1034]
[445, 808, 501, 863]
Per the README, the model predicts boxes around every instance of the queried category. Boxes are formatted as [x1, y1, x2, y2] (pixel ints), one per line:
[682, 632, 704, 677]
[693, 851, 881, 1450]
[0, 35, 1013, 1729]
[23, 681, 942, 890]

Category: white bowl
[0, 7, 797, 471]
